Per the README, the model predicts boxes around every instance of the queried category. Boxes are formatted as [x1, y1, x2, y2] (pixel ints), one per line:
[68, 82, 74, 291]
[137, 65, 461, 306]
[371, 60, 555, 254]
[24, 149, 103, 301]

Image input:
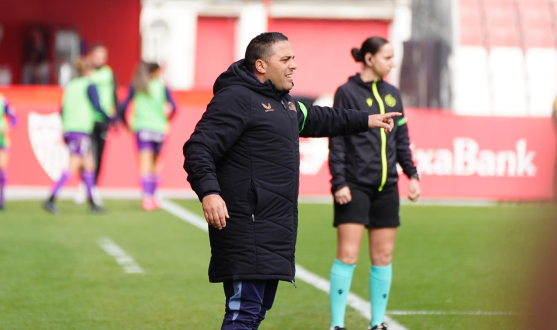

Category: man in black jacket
[183, 32, 400, 330]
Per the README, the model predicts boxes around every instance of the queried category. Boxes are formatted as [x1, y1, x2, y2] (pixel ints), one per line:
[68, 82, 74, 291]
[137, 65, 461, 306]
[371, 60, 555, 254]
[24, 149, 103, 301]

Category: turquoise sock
[330, 259, 356, 328]
[370, 264, 392, 327]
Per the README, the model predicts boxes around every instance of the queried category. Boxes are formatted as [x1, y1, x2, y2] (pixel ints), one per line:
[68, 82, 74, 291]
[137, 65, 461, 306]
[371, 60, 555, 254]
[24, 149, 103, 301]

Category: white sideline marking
[295, 265, 408, 330]
[159, 199, 409, 330]
[97, 236, 144, 274]
[160, 199, 210, 231]
[387, 310, 517, 316]
[6, 186, 521, 207]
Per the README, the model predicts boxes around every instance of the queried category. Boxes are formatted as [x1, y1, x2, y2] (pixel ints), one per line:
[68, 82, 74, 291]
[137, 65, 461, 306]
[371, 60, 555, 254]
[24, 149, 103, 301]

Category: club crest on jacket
[288, 101, 296, 111]
[262, 103, 274, 112]
[385, 94, 396, 107]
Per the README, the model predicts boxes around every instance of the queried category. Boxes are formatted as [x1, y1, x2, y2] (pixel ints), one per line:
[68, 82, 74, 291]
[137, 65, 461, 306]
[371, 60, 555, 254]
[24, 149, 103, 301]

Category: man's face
[262, 41, 297, 92]
[88, 47, 108, 69]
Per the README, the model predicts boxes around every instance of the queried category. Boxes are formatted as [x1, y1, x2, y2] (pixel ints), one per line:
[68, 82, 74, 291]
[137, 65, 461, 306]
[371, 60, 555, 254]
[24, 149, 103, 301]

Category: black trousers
[221, 280, 279, 330]
[90, 121, 110, 184]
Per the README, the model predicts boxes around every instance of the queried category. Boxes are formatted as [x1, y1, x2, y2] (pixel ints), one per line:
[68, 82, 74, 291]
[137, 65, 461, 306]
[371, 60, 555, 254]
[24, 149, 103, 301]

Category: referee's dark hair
[244, 32, 289, 73]
[351, 37, 389, 63]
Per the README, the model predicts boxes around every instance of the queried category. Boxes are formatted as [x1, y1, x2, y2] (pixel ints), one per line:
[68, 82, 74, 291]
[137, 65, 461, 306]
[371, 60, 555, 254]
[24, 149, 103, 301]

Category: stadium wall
[2, 86, 554, 201]
[267, 19, 390, 97]
[0, 0, 141, 84]
[140, 0, 394, 95]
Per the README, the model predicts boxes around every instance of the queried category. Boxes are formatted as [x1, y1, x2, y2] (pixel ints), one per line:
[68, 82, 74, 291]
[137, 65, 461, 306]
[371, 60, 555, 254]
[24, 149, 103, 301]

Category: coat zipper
[372, 80, 388, 192]
[281, 97, 298, 285]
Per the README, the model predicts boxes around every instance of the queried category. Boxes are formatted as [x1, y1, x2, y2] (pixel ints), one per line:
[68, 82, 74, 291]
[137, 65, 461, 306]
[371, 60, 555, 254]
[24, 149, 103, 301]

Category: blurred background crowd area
[1, 0, 556, 115]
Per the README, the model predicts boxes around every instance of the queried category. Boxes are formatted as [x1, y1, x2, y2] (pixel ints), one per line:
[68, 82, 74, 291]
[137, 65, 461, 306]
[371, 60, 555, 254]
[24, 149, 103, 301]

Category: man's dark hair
[244, 32, 288, 73]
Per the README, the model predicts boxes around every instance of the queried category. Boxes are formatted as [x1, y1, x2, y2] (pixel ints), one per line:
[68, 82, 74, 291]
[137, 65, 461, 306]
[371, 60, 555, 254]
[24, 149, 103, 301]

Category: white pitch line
[295, 265, 408, 330]
[97, 236, 144, 274]
[159, 199, 409, 330]
[160, 199, 210, 231]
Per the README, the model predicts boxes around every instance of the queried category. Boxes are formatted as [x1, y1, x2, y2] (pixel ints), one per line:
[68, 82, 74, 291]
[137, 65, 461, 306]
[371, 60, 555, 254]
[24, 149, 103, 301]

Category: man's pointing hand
[368, 112, 402, 133]
[202, 194, 230, 230]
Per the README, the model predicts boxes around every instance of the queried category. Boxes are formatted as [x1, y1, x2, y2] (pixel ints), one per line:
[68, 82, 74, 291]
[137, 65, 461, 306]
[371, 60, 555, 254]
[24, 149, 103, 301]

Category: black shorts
[333, 183, 400, 228]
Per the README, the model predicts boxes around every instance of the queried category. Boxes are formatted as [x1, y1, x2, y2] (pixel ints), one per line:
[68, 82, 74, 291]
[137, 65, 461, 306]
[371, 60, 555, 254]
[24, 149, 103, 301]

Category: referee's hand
[202, 194, 230, 230]
[334, 186, 352, 205]
[368, 112, 402, 133]
[408, 178, 421, 202]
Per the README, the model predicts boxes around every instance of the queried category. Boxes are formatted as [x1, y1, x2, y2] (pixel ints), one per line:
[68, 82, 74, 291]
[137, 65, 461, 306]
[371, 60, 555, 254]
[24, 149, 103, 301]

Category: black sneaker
[43, 200, 59, 214]
[369, 323, 388, 330]
[330, 327, 347, 330]
[89, 203, 105, 213]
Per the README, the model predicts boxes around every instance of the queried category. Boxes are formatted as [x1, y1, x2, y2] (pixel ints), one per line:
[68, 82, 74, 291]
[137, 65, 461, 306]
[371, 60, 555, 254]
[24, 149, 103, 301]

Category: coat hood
[213, 60, 287, 100]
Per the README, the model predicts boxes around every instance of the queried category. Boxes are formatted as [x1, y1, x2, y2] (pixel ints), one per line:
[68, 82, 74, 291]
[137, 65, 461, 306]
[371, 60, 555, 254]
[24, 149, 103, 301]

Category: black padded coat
[183, 60, 369, 283]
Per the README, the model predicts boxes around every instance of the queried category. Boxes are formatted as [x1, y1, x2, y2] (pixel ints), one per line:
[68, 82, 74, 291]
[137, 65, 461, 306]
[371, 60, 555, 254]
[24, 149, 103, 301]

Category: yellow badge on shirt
[366, 98, 373, 107]
[385, 94, 396, 107]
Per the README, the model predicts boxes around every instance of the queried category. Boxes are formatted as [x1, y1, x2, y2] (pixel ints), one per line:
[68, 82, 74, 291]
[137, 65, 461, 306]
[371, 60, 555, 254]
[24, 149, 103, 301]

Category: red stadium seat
[523, 28, 555, 48]
[517, 0, 552, 28]
[460, 19, 484, 46]
[517, 0, 554, 47]
[459, 0, 484, 45]
[460, 0, 479, 5]
[483, 0, 515, 11]
[481, 0, 521, 47]
[552, 1, 557, 38]
[487, 26, 521, 47]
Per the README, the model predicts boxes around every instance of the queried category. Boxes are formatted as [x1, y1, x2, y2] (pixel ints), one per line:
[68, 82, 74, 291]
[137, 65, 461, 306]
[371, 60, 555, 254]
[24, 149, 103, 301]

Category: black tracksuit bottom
[221, 280, 279, 330]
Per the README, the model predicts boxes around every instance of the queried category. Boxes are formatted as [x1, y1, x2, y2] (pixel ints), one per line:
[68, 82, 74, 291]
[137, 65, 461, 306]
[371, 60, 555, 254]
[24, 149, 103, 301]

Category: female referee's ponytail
[351, 48, 363, 62]
[351, 37, 389, 64]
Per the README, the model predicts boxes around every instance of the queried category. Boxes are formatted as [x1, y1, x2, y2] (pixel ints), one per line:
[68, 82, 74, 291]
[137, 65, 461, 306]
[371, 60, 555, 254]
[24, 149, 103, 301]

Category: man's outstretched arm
[296, 100, 400, 138]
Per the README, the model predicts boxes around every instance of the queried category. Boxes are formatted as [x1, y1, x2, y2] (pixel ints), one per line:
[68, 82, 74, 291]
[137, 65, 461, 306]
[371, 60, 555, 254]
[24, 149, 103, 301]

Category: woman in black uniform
[328, 37, 420, 330]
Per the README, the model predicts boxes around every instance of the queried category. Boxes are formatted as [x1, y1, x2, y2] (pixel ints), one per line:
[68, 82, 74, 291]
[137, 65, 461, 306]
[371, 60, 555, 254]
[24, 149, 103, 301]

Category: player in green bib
[0, 93, 18, 210]
[75, 43, 119, 205]
[43, 58, 113, 214]
[119, 62, 177, 211]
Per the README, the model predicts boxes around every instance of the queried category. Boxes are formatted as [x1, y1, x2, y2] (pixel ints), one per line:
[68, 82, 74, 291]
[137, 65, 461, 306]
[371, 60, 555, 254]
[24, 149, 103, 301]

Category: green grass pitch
[0, 200, 550, 329]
